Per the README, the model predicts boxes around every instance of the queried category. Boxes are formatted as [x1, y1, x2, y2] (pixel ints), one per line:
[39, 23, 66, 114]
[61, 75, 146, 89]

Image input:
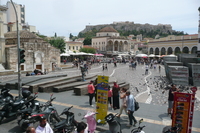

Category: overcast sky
[1, 0, 200, 37]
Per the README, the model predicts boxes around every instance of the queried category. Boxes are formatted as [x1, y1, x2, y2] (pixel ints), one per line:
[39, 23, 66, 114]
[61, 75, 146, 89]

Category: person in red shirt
[88, 80, 95, 107]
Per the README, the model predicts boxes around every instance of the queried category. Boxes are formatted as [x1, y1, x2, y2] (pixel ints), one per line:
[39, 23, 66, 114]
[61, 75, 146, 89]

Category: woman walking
[117, 88, 127, 117]
[112, 82, 120, 110]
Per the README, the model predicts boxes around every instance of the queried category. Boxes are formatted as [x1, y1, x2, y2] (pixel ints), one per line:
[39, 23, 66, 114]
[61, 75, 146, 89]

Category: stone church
[4, 30, 60, 72]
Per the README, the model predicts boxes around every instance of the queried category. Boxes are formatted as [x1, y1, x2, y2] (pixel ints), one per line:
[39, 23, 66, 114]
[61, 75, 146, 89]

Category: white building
[6, 1, 36, 33]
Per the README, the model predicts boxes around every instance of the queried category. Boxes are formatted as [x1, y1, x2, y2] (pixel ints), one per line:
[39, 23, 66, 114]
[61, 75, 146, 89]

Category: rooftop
[99, 27, 118, 33]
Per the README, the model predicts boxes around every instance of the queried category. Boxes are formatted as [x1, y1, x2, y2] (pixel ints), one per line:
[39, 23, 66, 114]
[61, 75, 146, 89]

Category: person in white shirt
[36, 117, 53, 133]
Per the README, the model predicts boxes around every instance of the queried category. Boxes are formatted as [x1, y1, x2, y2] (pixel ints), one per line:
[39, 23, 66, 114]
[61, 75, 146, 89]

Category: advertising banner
[172, 92, 192, 133]
[96, 75, 109, 124]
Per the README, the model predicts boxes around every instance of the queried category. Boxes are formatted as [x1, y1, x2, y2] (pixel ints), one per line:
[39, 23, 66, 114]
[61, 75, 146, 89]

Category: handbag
[134, 98, 139, 111]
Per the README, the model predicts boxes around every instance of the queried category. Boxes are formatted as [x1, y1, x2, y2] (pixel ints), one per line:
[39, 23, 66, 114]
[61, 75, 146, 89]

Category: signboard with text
[96, 75, 109, 124]
[172, 92, 193, 133]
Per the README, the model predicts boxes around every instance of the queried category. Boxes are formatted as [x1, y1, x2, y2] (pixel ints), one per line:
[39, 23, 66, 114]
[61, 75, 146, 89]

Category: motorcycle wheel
[48, 114, 58, 127]
[19, 119, 29, 131]
[0, 116, 3, 124]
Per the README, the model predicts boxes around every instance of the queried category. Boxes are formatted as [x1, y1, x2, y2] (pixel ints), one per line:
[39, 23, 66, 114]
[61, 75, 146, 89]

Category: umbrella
[94, 54, 104, 56]
[135, 54, 148, 58]
[148, 54, 155, 57]
[60, 53, 70, 56]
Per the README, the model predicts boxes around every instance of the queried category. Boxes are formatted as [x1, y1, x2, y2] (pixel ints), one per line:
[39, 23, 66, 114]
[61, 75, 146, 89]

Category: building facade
[0, 5, 8, 64]
[66, 41, 83, 53]
[92, 27, 136, 55]
[148, 34, 198, 55]
[4, 30, 60, 72]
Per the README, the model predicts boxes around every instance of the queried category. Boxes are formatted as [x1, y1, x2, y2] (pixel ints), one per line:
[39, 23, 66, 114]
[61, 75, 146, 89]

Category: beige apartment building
[148, 34, 198, 55]
[66, 41, 83, 53]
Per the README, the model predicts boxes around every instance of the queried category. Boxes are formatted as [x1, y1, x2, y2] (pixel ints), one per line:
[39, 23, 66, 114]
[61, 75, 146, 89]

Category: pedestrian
[114, 60, 117, 67]
[159, 65, 161, 73]
[105, 64, 108, 70]
[88, 80, 95, 107]
[36, 117, 53, 133]
[168, 84, 179, 115]
[126, 91, 137, 127]
[93, 78, 98, 102]
[145, 65, 149, 75]
[117, 88, 127, 118]
[26, 72, 30, 76]
[80, 65, 86, 81]
[26, 126, 36, 133]
[112, 82, 120, 110]
[107, 85, 112, 109]
[102, 63, 105, 71]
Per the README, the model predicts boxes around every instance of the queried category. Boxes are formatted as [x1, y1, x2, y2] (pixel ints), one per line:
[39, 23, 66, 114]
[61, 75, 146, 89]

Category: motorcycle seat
[54, 120, 66, 128]
[19, 108, 32, 114]
[13, 101, 21, 106]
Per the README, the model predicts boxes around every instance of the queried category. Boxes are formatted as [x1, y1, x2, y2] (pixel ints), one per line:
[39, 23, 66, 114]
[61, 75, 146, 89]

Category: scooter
[83, 110, 97, 133]
[131, 119, 145, 133]
[17, 92, 40, 131]
[53, 106, 77, 133]
[105, 113, 122, 133]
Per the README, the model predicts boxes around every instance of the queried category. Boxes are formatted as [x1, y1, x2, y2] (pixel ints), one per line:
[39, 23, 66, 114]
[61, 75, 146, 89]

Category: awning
[60, 53, 70, 56]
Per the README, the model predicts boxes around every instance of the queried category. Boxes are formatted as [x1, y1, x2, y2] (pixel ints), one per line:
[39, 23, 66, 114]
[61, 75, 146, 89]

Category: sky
[1, 0, 200, 37]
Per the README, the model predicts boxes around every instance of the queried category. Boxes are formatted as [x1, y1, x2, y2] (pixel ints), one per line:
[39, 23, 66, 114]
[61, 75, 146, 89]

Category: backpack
[134, 98, 139, 111]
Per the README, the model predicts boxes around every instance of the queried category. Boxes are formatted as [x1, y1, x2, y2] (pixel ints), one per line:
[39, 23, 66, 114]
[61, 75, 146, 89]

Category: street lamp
[10, 0, 22, 98]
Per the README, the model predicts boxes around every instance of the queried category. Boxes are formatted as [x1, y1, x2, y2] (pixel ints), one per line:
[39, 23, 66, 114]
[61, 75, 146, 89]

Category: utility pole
[10, 0, 22, 98]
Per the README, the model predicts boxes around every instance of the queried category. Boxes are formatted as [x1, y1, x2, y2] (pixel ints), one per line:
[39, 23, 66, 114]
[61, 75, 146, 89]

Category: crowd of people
[87, 80, 138, 127]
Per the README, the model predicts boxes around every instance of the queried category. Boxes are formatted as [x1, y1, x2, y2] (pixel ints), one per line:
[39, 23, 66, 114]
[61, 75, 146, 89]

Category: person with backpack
[126, 91, 137, 127]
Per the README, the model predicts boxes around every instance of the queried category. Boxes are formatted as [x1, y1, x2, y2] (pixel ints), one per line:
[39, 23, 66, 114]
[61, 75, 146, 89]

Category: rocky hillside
[80, 21, 174, 34]
[78, 21, 186, 38]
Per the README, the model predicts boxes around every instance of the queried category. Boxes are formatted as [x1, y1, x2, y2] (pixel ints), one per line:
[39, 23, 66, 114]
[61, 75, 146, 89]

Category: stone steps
[53, 75, 97, 92]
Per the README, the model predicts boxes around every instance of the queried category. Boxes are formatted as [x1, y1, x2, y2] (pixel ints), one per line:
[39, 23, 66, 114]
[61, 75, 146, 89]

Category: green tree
[49, 37, 66, 53]
[69, 33, 73, 39]
[83, 37, 92, 45]
[79, 47, 95, 54]
[54, 32, 57, 38]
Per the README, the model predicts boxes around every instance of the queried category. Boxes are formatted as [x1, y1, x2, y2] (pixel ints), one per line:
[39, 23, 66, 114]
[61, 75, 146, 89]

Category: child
[108, 86, 112, 109]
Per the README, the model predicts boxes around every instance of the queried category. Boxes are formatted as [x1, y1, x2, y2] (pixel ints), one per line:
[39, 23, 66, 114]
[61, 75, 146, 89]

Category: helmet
[22, 90, 31, 98]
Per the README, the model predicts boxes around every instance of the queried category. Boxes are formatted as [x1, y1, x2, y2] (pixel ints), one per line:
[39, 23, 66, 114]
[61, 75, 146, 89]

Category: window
[73, 46, 74, 50]
[99, 42, 100, 44]
[69, 46, 71, 50]
[76, 46, 78, 50]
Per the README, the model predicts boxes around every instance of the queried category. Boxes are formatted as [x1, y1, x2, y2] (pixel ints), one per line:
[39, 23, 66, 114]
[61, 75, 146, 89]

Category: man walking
[126, 91, 137, 127]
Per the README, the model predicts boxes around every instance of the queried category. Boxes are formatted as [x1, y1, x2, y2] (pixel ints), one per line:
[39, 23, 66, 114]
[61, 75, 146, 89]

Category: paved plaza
[0, 62, 200, 133]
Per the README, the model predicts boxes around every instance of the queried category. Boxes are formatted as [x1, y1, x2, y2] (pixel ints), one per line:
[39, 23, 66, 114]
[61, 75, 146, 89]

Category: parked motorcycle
[53, 106, 77, 133]
[131, 119, 145, 133]
[105, 113, 122, 133]
[0, 90, 33, 124]
[24, 94, 60, 127]
[17, 92, 40, 131]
